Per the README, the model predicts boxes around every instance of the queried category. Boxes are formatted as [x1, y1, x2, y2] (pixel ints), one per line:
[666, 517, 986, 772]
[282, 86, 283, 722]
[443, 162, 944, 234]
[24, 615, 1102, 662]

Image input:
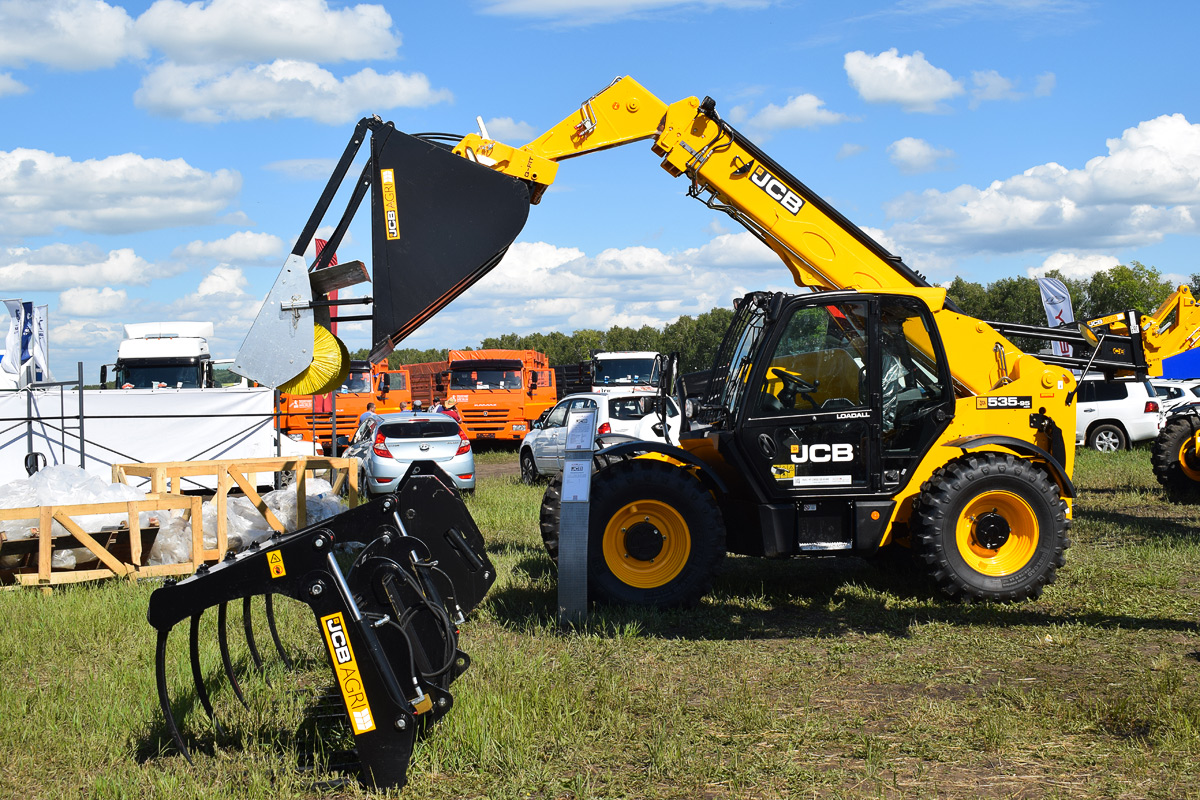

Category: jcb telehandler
[232, 77, 1198, 614]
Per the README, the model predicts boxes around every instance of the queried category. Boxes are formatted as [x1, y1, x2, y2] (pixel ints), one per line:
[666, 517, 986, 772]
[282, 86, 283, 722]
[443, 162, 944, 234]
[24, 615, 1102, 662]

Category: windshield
[594, 358, 658, 387]
[450, 367, 522, 390]
[341, 370, 372, 393]
[698, 295, 769, 426]
[119, 364, 200, 389]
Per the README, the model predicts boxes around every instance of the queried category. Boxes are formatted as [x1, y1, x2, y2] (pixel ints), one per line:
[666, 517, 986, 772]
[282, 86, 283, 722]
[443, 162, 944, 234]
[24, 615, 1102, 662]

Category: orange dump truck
[279, 361, 411, 453]
[408, 349, 556, 441]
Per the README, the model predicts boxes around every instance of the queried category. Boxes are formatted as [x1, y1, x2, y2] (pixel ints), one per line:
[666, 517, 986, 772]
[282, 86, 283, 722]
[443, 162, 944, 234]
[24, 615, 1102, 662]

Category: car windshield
[120, 364, 200, 388]
[342, 370, 372, 392]
[450, 368, 522, 390]
[594, 358, 658, 386]
[378, 420, 461, 439]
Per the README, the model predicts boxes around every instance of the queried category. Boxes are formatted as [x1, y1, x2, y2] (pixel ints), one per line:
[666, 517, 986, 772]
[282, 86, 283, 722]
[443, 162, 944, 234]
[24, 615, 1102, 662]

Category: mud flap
[147, 464, 495, 790]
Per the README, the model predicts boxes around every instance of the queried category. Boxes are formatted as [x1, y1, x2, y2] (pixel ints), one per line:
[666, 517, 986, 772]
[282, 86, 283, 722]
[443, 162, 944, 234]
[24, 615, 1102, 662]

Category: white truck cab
[104, 322, 216, 389]
[590, 351, 660, 395]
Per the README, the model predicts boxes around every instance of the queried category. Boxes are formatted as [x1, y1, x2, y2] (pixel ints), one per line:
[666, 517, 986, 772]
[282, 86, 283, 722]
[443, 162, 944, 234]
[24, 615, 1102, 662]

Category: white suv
[1076, 377, 1163, 452]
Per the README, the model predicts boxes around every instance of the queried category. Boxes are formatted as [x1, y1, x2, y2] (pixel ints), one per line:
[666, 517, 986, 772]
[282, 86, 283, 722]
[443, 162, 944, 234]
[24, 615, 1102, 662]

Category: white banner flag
[32, 305, 51, 381]
[2, 300, 23, 375]
[1037, 277, 1074, 359]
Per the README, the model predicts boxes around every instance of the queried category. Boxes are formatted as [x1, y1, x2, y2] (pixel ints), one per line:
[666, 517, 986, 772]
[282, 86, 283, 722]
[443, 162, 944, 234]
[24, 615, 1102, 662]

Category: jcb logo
[321, 613, 376, 734]
[790, 443, 854, 463]
[324, 616, 352, 664]
[750, 167, 804, 215]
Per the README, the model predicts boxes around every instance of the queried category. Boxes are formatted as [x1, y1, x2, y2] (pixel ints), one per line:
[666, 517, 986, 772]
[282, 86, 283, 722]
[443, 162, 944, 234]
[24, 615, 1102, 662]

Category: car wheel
[520, 449, 539, 484]
[1087, 423, 1126, 452]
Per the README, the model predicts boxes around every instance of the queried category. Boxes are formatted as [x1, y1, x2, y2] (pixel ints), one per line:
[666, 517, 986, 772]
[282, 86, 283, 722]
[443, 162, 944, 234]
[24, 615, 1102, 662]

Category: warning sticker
[267, 549, 286, 579]
[771, 464, 796, 481]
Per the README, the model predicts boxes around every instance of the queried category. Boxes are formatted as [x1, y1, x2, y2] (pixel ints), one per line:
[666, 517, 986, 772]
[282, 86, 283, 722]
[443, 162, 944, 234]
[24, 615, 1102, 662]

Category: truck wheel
[520, 450, 539, 485]
[912, 453, 1070, 602]
[1087, 423, 1126, 452]
[1152, 415, 1200, 501]
[586, 460, 725, 608]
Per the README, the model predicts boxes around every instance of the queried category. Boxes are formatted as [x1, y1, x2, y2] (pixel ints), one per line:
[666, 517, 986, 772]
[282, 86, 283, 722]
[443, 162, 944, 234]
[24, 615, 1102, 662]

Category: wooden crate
[113, 456, 359, 562]
[0, 493, 203, 589]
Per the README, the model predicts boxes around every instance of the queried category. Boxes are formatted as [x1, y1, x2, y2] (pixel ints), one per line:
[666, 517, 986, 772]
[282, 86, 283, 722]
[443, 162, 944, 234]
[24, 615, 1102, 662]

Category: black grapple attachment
[147, 465, 495, 790]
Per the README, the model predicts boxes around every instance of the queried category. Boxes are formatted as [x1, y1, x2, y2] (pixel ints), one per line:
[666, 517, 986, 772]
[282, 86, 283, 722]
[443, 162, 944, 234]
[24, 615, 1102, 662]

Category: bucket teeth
[188, 612, 226, 737]
[264, 594, 294, 668]
[217, 602, 249, 709]
[155, 630, 193, 763]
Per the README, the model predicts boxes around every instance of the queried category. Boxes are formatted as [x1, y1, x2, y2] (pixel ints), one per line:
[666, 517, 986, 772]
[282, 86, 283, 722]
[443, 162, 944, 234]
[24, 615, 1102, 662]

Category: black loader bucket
[367, 128, 531, 362]
[232, 118, 531, 387]
[147, 465, 495, 790]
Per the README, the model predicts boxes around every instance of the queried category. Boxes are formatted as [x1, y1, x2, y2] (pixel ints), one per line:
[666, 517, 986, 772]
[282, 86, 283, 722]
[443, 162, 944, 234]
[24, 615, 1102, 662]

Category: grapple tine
[155, 630, 193, 764]
[217, 602, 249, 709]
[188, 612, 226, 737]
[242, 595, 267, 675]
[264, 593, 294, 668]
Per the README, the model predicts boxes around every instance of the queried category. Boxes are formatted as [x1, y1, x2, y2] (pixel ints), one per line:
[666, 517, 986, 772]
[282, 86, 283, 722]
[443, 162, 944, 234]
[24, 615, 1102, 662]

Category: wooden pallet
[113, 456, 359, 561]
[0, 493, 203, 590]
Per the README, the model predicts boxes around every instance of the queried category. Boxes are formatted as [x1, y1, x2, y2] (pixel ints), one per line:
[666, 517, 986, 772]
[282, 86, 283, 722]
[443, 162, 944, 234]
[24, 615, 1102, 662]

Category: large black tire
[911, 453, 1070, 602]
[520, 449, 539, 485]
[1086, 423, 1126, 452]
[1152, 415, 1200, 501]
[541, 459, 725, 608]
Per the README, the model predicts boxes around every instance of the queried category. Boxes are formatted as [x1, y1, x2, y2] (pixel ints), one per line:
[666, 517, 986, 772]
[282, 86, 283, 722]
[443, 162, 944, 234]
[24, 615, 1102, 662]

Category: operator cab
[688, 291, 955, 554]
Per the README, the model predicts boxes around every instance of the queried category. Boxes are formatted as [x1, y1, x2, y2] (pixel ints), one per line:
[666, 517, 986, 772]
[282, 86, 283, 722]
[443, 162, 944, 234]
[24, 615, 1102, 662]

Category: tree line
[349, 262, 1190, 373]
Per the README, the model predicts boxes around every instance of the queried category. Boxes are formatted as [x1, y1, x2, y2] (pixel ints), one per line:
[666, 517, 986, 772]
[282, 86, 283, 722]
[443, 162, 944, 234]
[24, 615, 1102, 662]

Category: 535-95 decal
[976, 395, 1032, 410]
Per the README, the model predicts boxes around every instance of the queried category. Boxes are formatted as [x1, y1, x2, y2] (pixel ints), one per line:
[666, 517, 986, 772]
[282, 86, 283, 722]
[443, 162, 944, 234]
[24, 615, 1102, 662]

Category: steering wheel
[769, 368, 820, 410]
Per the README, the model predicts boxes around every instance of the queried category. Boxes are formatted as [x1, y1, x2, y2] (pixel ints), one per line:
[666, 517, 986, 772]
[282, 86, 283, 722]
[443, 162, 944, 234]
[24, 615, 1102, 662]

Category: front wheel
[912, 453, 1070, 602]
[520, 449, 539, 485]
[586, 461, 725, 608]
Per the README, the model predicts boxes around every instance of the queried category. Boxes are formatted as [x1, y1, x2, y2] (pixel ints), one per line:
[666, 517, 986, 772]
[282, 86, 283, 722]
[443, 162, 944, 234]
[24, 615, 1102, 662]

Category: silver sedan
[345, 412, 475, 495]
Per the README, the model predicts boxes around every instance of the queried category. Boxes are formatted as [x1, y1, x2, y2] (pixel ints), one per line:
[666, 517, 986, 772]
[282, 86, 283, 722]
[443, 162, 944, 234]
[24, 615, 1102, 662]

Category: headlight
[287, 433, 304, 441]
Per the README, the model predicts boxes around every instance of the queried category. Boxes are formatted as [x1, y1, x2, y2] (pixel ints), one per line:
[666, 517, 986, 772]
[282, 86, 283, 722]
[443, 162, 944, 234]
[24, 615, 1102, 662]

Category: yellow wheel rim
[601, 500, 691, 588]
[955, 490, 1039, 577]
[1178, 434, 1200, 482]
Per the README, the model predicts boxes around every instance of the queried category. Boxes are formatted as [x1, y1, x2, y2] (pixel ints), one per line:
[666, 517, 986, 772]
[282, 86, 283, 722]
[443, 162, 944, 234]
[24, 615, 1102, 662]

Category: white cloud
[0, 72, 27, 97]
[264, 158, 340, 179]
[1027, 252, 1120, 279]
[196, 265, 248, 295]
[172, 231, 285, 264]
[837, 143, 866, 160]
[970, 69, 1020, 107]
[0, 148, 240, 236]
[0, 244, 168, 290]
[58, 287, 129, 317]
[888, 137, 955, 174]
[134, 0, 398, 64]
[1034, 71, 1056, 97]
[476, 0, 771, 25]
[745, 93, 850, 130]
[886, 113, 1200, 254]
[135, 60, 452, 124]
[844, 48, 963, 113]
[484, 117, 538, 142]
[0, 0, 143, 69]
[50, 319, 124, 349]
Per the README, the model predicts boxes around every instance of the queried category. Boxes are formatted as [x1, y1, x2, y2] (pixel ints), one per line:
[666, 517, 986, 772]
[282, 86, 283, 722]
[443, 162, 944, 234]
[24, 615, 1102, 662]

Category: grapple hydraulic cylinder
[147, 465, 495, 790]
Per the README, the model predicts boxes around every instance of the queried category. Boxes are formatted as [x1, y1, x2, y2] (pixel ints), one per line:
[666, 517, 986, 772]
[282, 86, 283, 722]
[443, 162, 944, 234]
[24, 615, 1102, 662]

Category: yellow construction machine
[233, 77, 1199, 609]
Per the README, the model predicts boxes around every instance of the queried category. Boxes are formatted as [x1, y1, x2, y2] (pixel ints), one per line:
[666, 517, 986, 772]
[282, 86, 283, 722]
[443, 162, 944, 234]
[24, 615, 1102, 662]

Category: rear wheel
[1087, 423, 1126, 452]
[912, 453, 1069, 602]
[1152, 415, 1200, 501]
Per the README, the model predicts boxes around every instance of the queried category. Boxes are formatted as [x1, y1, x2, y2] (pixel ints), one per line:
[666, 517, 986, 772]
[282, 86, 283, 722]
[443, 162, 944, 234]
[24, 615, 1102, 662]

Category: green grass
[2, 449, 1200, 798]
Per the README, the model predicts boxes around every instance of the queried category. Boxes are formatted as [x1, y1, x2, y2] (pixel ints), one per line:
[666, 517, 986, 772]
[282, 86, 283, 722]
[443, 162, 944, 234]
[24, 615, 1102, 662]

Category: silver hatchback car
[345, 412, 475, 495]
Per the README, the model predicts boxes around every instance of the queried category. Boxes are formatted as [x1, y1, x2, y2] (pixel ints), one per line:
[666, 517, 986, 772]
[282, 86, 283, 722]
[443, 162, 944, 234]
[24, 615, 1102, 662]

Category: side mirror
[100, 365, 107, 389]
[651, 422, 665, 437]
[378, 372, 390, 399]
[203, 361, 215, 388]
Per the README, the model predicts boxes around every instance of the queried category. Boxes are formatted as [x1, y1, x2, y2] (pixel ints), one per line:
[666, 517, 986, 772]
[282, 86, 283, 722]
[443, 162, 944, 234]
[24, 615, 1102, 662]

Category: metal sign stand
[557, 407, 597, 626]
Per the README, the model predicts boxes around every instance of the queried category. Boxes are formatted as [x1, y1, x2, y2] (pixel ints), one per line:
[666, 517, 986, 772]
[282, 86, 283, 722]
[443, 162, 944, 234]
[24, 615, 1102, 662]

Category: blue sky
[3, 0, 1200, 379]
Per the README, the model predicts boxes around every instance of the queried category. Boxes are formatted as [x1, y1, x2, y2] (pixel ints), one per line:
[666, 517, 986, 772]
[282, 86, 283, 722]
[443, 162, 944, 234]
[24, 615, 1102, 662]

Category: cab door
[736, 297, 880, 501]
